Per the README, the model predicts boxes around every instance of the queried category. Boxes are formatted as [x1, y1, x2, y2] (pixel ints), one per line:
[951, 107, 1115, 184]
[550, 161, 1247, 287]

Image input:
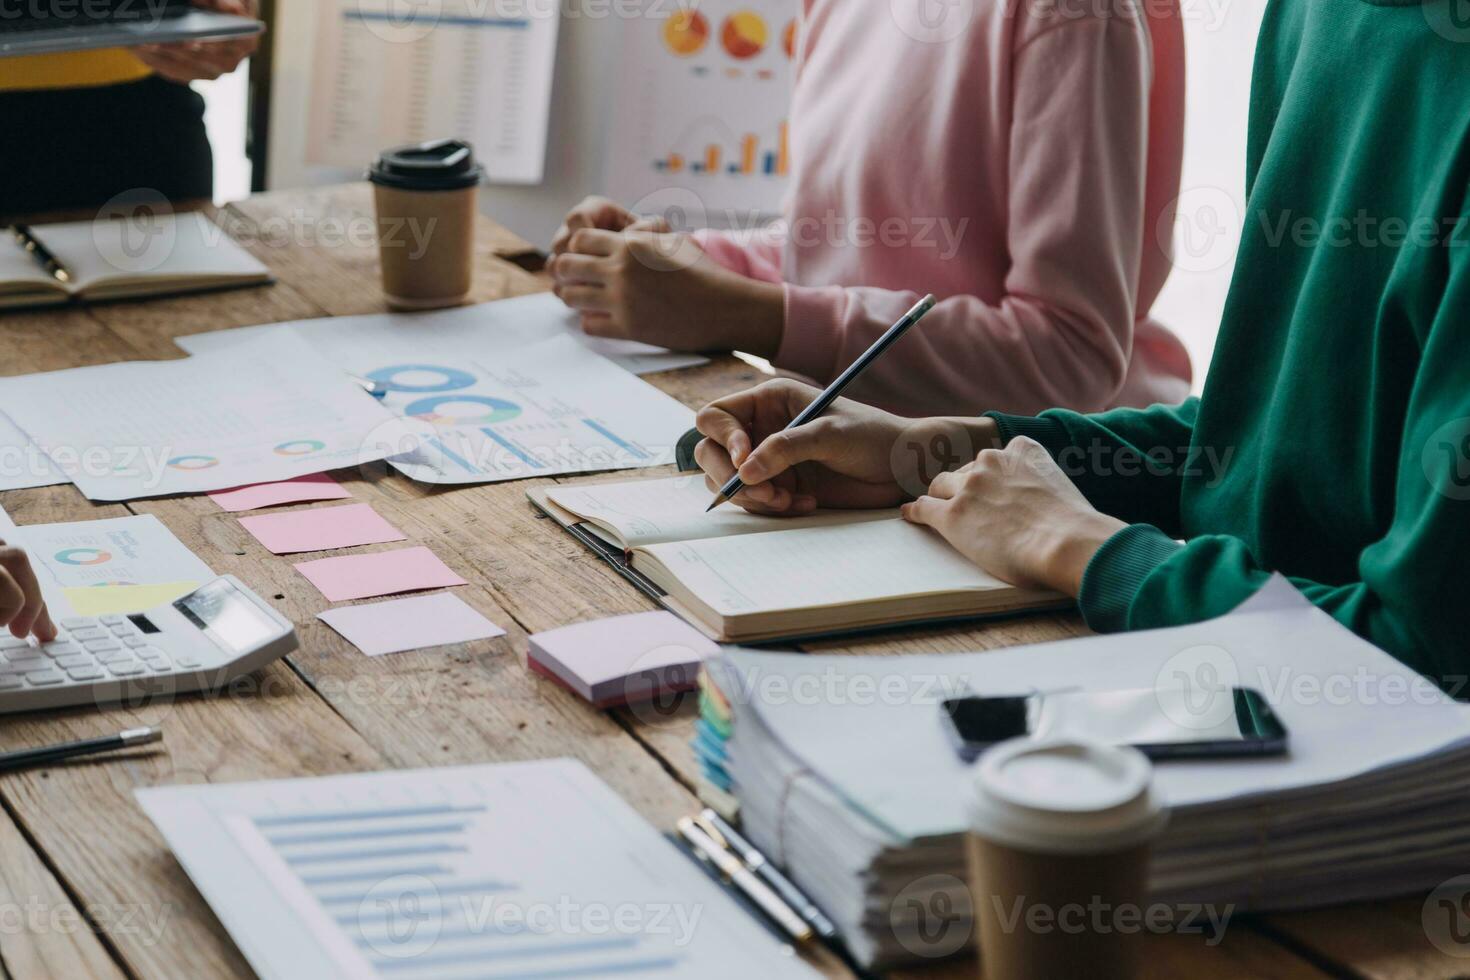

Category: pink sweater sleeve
[777, 18, 1152, 418]
[693, 226, 786, 283]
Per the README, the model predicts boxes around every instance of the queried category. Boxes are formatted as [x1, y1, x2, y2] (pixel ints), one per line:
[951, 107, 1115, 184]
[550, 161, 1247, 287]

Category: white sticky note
[316, 593, 504, 656]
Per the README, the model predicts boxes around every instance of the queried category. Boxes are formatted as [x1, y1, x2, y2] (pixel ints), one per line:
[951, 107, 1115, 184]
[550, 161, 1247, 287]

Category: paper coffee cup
[965, 738, 1168, 980]
[367, 138, 483, 311]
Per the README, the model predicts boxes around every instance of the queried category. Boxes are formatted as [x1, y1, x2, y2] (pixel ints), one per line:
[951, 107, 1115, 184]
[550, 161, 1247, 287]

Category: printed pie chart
[56, 548, 112, 566]
[663, 9, 709, 56]
[405, 394, 523, 426]
[721, 11, 767, 60]
[274, 439, 327, 456]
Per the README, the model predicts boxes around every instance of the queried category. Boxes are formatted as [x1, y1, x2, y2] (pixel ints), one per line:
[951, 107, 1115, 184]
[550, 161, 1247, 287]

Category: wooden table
[0, 184, 1452, 980]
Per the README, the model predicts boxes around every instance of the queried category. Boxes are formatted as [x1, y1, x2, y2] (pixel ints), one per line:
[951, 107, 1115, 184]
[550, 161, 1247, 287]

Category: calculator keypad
[0, 615, 185, 690]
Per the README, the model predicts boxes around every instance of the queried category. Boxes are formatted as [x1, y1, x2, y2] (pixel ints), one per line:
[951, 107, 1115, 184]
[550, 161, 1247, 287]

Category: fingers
[564, 228, 621, 258]
[551, 198, 635, 254]
[901, 494, 950, 529]
[695, 398, 755, 467]
[626, 216, 672, 234]
[552, 284, 612, 313]
[548, 252, 607, 286]
[0, 548, 54, 642]
[738, 417, 837, 485]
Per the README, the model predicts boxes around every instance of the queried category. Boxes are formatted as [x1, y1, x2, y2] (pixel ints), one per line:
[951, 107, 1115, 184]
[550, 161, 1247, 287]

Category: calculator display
[174, 579, 279, 652]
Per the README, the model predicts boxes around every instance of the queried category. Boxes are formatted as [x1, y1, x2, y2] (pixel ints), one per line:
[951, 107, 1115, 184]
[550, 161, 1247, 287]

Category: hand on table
[548, 225, 784, 356]
[902, 438, 1126, 595]
[135, 0, 261, 83]
[0, 545, 56, 643]
[694, 378, 996, 516]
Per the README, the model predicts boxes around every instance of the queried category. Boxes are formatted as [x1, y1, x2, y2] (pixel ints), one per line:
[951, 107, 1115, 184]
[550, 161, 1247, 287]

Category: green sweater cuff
[983, 412, 1071, 453]
[1078, 524, 1185, 633]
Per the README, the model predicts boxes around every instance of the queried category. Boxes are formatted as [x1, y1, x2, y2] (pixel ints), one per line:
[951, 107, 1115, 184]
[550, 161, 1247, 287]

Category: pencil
[0, 727, 161, 774]
[706, 293, 937, 511]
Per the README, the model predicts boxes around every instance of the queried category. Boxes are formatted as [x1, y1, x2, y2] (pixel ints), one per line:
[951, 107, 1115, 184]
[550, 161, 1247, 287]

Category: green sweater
[989, 0, 1470, 687]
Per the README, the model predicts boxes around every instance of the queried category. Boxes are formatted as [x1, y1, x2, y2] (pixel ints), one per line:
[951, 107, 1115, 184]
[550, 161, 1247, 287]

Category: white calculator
[0, 576, 297, 714]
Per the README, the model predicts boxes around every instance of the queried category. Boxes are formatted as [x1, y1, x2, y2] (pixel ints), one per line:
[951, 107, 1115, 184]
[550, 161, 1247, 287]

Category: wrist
[721, 279, 784, 358]
[1041, 512, 1127, 596]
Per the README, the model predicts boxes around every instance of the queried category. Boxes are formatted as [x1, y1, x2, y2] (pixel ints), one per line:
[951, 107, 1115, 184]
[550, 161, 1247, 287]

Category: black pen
[13, 226, 71, 284]
[0, 727, 161, 774]
[696, 808, 839, 941]
[707, 293, 937, 511]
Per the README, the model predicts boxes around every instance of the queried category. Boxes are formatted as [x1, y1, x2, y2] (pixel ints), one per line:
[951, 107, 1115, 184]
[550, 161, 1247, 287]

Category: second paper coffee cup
[367, 138, 483, 311]
[965, 738, 1168, 980]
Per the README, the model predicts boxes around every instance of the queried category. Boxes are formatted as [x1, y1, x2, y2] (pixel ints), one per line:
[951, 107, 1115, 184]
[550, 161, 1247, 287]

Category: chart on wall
[304, 0, 559, 184]
[606, 1, 797, 218]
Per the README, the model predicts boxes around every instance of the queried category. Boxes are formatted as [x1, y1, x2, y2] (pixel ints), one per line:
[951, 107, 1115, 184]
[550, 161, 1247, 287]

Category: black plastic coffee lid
[368, 139, 483, 191]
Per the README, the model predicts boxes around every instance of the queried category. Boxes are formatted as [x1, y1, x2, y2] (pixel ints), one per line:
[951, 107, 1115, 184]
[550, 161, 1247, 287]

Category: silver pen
[677, 816, 814, 943]
[696, 809, 838, 940]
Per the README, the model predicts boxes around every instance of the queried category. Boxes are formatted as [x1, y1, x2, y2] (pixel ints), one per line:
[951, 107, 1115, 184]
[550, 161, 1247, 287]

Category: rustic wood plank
[0, 804, 126, 980]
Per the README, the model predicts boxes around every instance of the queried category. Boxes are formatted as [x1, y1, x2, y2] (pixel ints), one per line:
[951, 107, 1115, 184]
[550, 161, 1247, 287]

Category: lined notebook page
[639, 518, 1006, 615]
[0, 240, 59, 293]
[36, 213, 268, 289]
[547, 475, 892, 547]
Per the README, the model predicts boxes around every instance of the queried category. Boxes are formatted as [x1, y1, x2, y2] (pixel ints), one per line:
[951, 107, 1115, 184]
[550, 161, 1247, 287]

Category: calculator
[0, 576, 297, 714]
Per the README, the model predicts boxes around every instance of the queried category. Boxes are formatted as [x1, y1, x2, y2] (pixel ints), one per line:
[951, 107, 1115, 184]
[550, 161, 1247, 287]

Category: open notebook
[529, 475, 1067, 643]
[1, 212, 272, 309]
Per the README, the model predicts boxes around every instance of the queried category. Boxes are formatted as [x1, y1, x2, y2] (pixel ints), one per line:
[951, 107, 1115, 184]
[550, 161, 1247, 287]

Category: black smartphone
[941, 686, 1288, 762]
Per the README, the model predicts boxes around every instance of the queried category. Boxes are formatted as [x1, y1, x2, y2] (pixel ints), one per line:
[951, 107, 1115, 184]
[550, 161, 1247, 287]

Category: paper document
[178, 300, 695, 485]
[305, 0, 559, 183]
[176, 292, 711, 377]
[0, 412, 66, 492]
[318, 593, 504, 656]
[137, 759, 817, 980]
[607, 0, 795, 217]
[722, 578, 1470, 841]
[0, 333, 413, 501]
[3, 514, 214, 619]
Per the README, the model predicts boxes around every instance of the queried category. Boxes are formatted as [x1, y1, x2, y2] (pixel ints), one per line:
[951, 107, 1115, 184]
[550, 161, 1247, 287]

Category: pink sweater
[698, 0, 1192, 417]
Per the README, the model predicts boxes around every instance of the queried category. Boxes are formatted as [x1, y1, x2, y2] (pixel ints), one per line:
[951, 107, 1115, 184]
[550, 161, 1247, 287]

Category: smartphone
[941, 686, 1288, 762]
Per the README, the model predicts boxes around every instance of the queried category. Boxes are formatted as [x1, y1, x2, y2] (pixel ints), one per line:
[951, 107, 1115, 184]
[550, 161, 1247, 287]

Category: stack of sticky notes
[527, 610, 719, 708]
[694, 667, 739, 820]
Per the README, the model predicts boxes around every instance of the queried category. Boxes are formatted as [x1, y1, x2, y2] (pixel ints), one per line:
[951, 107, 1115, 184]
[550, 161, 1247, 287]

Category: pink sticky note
[210, 474, 352, 512]
[294, 546, 466, 602]
[318, 593, 505, 656]
[239, 503, 406, 555]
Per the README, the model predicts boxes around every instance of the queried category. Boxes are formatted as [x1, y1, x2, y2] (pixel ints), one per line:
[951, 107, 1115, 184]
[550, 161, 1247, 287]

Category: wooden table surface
[0, 184, 1454, 980]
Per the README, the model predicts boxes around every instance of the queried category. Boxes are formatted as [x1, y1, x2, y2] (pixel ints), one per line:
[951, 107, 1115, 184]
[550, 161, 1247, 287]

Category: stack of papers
[703, 579, 1470, 968]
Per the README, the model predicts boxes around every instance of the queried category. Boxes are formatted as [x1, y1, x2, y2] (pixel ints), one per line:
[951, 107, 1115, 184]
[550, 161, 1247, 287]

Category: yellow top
[0, 51, 152, 92]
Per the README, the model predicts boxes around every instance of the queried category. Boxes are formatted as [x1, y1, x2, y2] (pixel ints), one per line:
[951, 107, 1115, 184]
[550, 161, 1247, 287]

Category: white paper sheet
[3, 514, 214, 619]
[179, 302, 696, 485]
[176, 293, 710, 377]
[0, 412, 66, 491]
[304, 0, 559, 184]
[136, 759, 818, 980]
[0, 333, 413, 501]
[606, 0, 795, 217]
